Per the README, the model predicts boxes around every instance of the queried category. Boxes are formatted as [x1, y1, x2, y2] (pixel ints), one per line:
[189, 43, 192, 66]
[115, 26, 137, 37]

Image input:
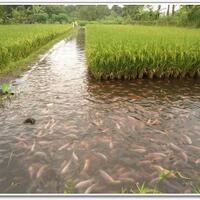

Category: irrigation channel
[0, 28, 200, 194]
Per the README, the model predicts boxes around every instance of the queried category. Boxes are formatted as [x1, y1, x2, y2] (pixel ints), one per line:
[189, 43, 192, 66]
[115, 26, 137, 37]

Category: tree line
[0, 5, 199, 27]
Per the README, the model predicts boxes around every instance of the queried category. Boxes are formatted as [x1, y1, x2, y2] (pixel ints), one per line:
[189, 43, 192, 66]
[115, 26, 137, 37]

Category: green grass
[86, 24, 200, 80]
[0, 24, 72, 75]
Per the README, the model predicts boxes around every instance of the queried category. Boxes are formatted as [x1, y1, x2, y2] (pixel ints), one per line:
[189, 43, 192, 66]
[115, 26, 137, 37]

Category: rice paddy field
[0, 24, 72, 73]
[86, 24, 200, 80]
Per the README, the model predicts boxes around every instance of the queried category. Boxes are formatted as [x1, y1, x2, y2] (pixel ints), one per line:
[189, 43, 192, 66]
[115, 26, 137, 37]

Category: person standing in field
[72, 21, 78, 28]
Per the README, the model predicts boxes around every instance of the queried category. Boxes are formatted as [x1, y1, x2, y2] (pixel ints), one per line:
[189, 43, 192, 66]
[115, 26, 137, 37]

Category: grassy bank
[86, 24, 200, 80]
[0, 24, 72, 77]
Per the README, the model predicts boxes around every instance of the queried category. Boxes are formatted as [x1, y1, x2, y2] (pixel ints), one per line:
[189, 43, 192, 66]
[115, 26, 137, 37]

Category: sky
[107, 4, 180, 14]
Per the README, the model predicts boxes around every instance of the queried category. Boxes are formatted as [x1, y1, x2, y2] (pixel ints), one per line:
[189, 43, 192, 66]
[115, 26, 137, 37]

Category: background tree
[122, 5, 144, 20]
[0, 5, 199, 27]
[167, 5, 170, 16]
[111, 5, 122, 16]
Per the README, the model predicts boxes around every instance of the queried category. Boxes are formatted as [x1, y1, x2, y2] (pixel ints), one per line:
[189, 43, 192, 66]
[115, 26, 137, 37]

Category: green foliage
[33, 13, 48, 23]
[76, 6, 110, 21]
[120, 170, 193, 194]
[120, 187, 131, 193]
[78, 20, 97, 26]
[111, 5, 123, 17]
[0, 82, 13, 96]
[136, 182, 159, 194]
[120, 183, 159, 194]
[0, 5, 199, 28]
[0, 24, 72, 71]
[122, 6, 144, 20]
[64, 180, 75, 193]
[86, 24, 200, 80]
[0, 83, 10, 94]
[52, 13, 69, 24]
[175, 171, 190, 180]
[194, 185, 200, 193]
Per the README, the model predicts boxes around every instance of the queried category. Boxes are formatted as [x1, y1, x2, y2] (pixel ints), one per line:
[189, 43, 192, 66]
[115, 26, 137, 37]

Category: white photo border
[0, 1, 199, 198]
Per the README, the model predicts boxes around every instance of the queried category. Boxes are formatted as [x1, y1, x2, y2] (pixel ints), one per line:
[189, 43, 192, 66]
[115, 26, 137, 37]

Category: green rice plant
[86, 24, 200, 80]
[193, 185, 200, 193]
[120, 187, 130, 193]
[0, 24, 72, 72]
[136, 182, 159, 194]
[175, 171, 191, 180]
[120, 183, 160, 194]
[64, 179, 75, 194]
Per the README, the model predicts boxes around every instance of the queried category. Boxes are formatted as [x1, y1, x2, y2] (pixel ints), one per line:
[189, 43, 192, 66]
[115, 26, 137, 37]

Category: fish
[36, 165, 48, 178]
[34, 151, 48, 161]
[154, 130, 168, 135]
[58, 143, 70, 151]
[119, 171, 134, 178]
[84, 183, 98, 194]
[151, 165, 176, 178]
[72, 152, 79, 162]
[95, 152, 108, 161]
[147, 152, 167, 157]
[38, 141, 52, 145]
[172, 160, 182, 166]
[116, 167, 127, 174]
[133, 148, 146, 153]
[92, 121, 100, 126]
[189, 145, 200, 152]
[80, 159, 90, 175]
[28, 166, 35, 179]
[147, 119, 160, 125]
[31, 141, 36, 152]
[44, 121, 51, 129]
[118, 177, 135, 184]
[115, 122, 121, 129]
[149, 177, 160, 185]
[149, 138, 165, 145]
[36, 130, 44, 137]
[137, 160, 152, 166]
[61, 160, 72, 174]
[151, 165, 166, 172]
[146, 152, 167, 160]
[99, 170, 120, 185]
[49, 121, 57, 130]
[64, 125, 77, 131]
[75, 179, 94, 190]
[67, 134, 78, 139]
[195, 158, 200, 164]
[180, 151, 188, 162]
[60, 160, 68, 168]
[183, 135, 192, 145]
[101, 128, 109, 133]
[127, 116, 138, 131]
[7, 152, 14, 167]
[169, 143, 182, 152]
[109, 139, 114, 149]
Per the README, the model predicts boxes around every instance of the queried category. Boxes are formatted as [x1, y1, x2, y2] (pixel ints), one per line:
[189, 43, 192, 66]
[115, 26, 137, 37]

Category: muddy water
[0, 29, 200, 193]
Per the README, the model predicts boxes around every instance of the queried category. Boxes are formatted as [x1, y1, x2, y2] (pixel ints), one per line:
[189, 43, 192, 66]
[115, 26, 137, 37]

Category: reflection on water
[0, 29, 200, 193]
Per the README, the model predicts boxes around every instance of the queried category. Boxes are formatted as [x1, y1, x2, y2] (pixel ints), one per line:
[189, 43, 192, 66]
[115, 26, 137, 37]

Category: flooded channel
[0, 29, 200, 193]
